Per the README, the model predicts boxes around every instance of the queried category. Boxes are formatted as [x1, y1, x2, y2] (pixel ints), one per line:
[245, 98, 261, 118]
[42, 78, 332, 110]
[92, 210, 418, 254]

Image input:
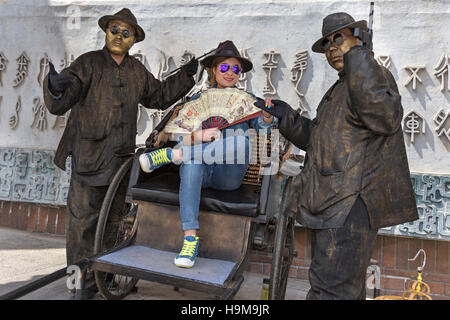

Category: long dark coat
[44, 46, 195, 186]
[279, 46, 418, 229]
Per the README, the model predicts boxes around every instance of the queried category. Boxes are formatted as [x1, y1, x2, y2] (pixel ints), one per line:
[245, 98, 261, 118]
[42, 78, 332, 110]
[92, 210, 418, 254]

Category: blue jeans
[178, 135, 250, 231]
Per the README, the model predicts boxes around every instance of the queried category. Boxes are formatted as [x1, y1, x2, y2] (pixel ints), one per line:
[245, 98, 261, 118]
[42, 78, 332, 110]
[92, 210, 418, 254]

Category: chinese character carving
[147, 109, 166, 127]
[136, 103, 146, 133]
[60, 52, 74, 70]
[13, 52, 30, 87]
[384, 173, 450, 240]
[262, 50, 280, 95]
[376, 55, 391, 69]
[147, 109, 164, 123]
[66, 5, 81, 30]
[434, 53, 450, 92]
[15, 151, 29, 179]
[157, 50, 173, 80]
[133, 49, 150, 71]
[421, 175, 450, 202]
[180, 49, 209, 99]
[290, 50, 308, 97]
[37, 54, 51, 87]
[31, 97, 48, 131]
[180, 50, 194, 66]
[403, 111, 426, 143]
[156, 110, 166, 122]
[296, 100, 309, 116]
[147, 109, 158, 120]
[9, 96, 21, 129]
[0, 52, 8, 86]
[404, 66, 425, 90]
[237, 48, 251, 91]
[133, 50, 146, 65]
[52, 111, 70, 130]
[0, 149, 15, 198]
[433, 108, 450, 142]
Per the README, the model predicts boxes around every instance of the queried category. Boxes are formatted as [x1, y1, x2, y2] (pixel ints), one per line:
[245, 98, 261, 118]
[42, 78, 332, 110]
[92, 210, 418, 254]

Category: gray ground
[0, 226, 310, 300]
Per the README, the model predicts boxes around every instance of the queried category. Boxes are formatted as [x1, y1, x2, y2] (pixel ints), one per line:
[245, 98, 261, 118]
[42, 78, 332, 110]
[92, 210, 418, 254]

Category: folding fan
[164, 88, 261, 134]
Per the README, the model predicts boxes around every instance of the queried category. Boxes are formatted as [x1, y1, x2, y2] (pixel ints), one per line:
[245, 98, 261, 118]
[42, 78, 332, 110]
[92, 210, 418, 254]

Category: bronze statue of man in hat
[43, 8, 198, 298]
[256, 12, 418, 299]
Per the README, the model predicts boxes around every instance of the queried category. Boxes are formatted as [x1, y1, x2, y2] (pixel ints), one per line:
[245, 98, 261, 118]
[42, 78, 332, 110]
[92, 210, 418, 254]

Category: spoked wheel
[94, 157, 139, 300]
[269, 175, 296, 300]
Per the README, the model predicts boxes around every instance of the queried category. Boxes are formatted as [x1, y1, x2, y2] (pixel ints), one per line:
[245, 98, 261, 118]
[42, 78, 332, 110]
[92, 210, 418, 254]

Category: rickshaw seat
[130, 165, 271, 218]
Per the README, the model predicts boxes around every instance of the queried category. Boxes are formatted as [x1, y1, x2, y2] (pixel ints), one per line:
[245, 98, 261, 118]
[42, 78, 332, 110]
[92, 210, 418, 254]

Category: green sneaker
[139, 148, 173, 173]
[174, 236, 199, 268]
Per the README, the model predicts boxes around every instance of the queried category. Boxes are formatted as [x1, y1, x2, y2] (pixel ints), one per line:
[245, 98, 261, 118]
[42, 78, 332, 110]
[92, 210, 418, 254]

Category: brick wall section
[246, 227, 450, 300]
[0, 201, 66, 236]
[1, 200, 449, 300]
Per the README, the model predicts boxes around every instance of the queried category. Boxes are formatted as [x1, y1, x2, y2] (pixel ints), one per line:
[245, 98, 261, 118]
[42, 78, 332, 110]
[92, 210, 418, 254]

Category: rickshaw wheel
[269, 176, 296, 300]
[94, 157, 139, 300]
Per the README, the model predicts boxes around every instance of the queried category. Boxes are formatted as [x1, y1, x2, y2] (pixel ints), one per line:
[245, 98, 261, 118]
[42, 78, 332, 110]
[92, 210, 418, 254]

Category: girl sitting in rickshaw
[139, 40, 277, 268]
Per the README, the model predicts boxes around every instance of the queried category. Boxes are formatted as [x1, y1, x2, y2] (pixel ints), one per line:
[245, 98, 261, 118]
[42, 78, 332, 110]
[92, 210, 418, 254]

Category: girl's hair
[206, 56, 238, 87]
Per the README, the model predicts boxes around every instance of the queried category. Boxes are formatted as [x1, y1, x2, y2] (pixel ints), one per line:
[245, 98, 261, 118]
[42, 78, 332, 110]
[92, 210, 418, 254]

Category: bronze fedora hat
[98, 8, 145, 43]
[201, 40, 253, 73]
[312, 12, 367, 53]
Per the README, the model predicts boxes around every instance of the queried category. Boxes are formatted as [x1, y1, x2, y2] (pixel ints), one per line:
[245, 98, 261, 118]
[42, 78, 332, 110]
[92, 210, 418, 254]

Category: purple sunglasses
[219, 63, 242, 75]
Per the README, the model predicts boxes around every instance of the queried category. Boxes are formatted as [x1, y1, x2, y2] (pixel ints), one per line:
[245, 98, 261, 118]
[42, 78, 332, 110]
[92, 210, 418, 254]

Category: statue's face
[105, 19, 136, 56]
[324, 28, 360, 72]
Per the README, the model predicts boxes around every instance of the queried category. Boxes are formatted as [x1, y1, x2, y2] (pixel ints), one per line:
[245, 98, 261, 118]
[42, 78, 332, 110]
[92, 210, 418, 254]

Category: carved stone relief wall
[0, 148, 70, 205]
[2, 45, 447, 146]
[380, 173, 450, 241]
[0, 0, 448, 240]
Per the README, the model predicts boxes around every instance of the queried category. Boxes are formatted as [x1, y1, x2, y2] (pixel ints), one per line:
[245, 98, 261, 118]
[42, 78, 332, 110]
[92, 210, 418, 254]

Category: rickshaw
[86, 105, 302, 300]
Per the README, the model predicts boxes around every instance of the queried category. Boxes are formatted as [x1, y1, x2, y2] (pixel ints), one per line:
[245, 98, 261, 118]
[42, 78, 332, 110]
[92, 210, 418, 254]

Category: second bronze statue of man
[43, 8, 198, 298]
[256, 12, 418, 300]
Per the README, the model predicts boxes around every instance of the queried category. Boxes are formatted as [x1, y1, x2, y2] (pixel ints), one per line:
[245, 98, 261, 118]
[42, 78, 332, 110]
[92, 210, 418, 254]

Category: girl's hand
[154, 131, 170, 147]
[262, 98, 274, 123]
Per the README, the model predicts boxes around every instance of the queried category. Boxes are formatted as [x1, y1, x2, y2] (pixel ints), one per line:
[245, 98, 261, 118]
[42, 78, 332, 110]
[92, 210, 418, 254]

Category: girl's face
[212, 57, 242, 89]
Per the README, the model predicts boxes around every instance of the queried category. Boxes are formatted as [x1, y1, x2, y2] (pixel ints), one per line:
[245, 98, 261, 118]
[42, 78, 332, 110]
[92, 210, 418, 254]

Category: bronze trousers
[306, 196, 378, 300]
[66, 175, 126, 267]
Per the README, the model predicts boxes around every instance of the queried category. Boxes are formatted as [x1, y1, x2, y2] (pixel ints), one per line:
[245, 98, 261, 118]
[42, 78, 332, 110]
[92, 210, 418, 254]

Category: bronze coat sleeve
[43, 54, 91, 115]
[139, 68, 195, 110]
[344, 46, 403, 136]
[278, 107, 312, 151]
